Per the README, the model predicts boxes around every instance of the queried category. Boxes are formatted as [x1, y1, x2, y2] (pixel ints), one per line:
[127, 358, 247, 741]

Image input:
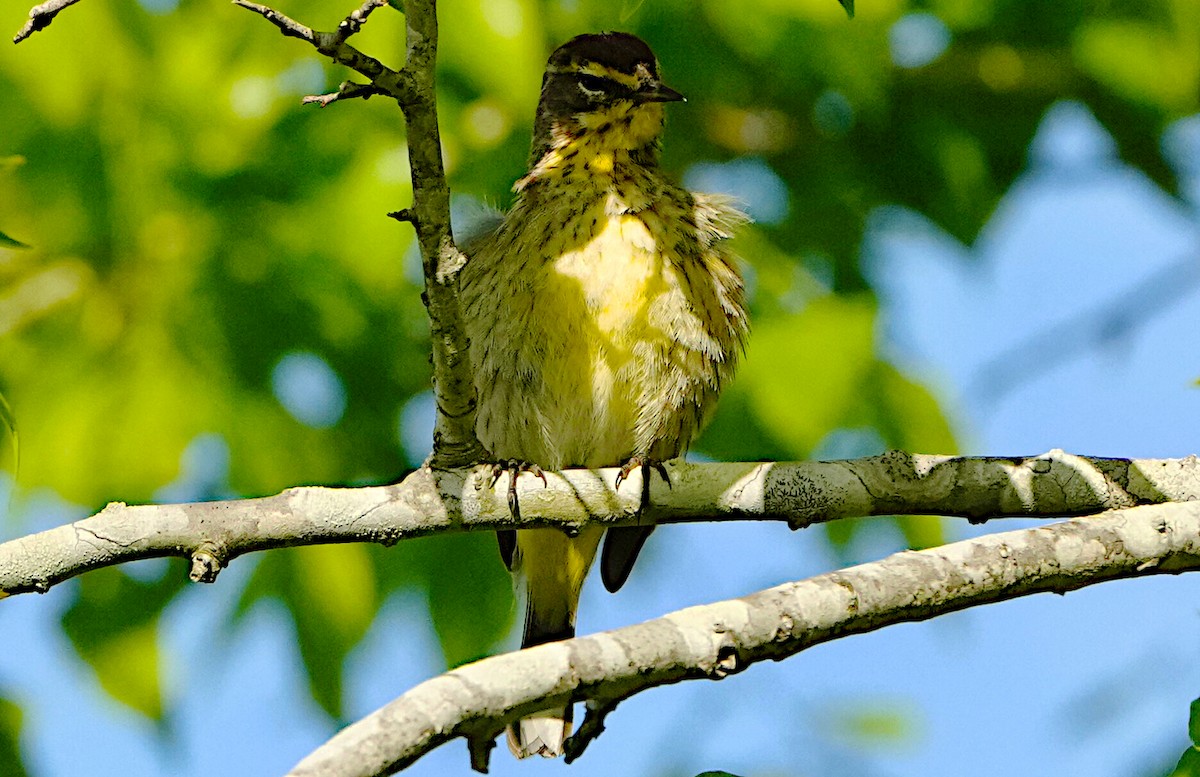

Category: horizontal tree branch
[1, 450, 1196, 598]
[286, 499, 1200, 776]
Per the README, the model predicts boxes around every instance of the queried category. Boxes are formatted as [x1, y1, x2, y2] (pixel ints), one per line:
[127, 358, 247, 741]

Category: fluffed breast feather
[460, 179, 749, 471]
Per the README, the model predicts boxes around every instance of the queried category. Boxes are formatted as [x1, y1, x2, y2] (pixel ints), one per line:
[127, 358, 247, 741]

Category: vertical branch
[398, 0, 487, 468]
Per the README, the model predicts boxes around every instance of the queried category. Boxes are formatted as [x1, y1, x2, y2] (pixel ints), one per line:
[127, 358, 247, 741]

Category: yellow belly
[535, 211, 664, 466]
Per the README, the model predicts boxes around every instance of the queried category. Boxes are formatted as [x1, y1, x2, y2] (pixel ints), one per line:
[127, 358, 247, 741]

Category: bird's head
[530, 32, 684, 161]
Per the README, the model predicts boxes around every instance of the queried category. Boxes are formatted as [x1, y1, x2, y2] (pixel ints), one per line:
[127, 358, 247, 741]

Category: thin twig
[230, 0, 317, 42]
[303, 80, 386, 107]
[12, 0, 83, 43]
[334, 0, 388, 43]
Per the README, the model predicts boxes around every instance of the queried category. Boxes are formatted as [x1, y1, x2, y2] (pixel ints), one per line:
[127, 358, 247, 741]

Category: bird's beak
[636, 81, 686, 104]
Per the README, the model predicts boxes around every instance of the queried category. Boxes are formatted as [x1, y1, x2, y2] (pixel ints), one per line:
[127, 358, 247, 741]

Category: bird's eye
[577, 74, 609, 94]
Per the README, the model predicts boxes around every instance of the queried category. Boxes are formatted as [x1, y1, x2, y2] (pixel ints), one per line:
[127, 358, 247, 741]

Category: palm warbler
[460, 31, 749, 758]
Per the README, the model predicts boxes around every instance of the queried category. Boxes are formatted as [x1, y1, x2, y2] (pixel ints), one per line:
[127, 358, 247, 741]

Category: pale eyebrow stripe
[544, 63, 642, 88]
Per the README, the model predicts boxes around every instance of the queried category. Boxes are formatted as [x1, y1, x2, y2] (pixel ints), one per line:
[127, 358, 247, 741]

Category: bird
[458, 31, 749, 759]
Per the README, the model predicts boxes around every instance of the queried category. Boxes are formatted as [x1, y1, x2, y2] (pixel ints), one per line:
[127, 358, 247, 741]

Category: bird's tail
[506, 527, 601, 758]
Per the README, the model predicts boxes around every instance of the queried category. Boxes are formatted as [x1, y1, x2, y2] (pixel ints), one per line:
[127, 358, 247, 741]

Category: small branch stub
[466, 733, 497, 774]
[563, 699, 616, 763]
[335, 0, 387, 42]
[189, 548, 223, 583]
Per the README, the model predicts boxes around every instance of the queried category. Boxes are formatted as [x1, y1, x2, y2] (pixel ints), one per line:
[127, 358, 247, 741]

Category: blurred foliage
[238, 544, 379, 718]
[61, 564, 186, 719]
[0, 695, 30, 777]
[0, 0, 1196, 747]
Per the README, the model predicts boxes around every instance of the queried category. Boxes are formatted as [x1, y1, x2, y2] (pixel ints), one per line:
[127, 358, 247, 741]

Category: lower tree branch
[1, 451, 1196, 598]
[286, 499, 1200, 776]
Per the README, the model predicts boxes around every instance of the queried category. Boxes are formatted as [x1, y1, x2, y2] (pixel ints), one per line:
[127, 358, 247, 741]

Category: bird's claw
[489, 459, 547, 520]
[614, 456, 671, 492]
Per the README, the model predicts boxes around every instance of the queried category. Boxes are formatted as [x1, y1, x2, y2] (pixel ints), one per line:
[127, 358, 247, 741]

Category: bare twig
[303, 80, 386, 107]
[232, 0, 401, 97]
[286, 500, 1200, 776]
[3, 451, 1197, 598]
[12, 0, 83, 43]
[334, 0, 388, 43]
[230, 0, 315, 42]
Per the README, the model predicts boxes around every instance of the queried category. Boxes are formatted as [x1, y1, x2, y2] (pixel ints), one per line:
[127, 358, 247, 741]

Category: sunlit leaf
[839, 707, 917, 744]
[88, 622, 163, 719]
[866, 364, 957, 455]
[740, 295, 876, 457]
[620, 0, 647, 23]
[1074, 20, 1200, 113]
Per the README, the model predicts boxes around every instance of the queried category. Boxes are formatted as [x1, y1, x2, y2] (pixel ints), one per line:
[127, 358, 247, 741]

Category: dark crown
[547, 32, 660, 77]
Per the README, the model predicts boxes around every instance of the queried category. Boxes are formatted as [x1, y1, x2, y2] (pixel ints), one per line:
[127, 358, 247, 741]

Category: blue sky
[2, 98, 1200, 777]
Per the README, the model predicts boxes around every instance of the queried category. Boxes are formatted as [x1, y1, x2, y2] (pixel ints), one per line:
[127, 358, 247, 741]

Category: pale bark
[286, 500, 1200, 775]
[3, 451, 1197, 598]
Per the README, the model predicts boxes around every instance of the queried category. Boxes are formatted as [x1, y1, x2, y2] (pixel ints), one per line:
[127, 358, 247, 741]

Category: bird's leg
[490, 459, 548, 520]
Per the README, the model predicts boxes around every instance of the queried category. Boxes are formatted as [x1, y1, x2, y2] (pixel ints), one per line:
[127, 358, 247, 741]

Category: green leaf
[866, 364, 957, 455]
[837, 0, 855, 18]
[0, 390, 17, 478]
[1169, 746, 1200, 777]
[0, 696, 30, 777]
[740, 295, 877, 458]
[1189, 696, 1200, 747]
[237, 535, 511, 715]
[421, 533, 514, 668]
[61, 565, 185, 719]
[0, 231, 29, 249]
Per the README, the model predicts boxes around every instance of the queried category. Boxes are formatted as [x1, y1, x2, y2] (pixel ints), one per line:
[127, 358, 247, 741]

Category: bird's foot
[489, 459, 548, 520]
[614, 456, 670, 491]
[614, 456, 671, 510]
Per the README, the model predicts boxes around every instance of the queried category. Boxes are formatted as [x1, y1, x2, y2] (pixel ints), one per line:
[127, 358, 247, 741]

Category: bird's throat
[517, 104, 665, 193]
